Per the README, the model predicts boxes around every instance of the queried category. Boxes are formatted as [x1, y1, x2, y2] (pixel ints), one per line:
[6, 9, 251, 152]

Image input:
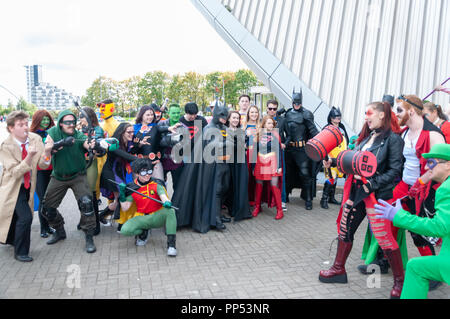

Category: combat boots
[328, 183, 341, 205]
[85, 230, 96, 253]
[47, 227, 67, 245]
[385, 249, 404, 299]
[319, 240, 353, 283]
[320, 183, 331, 209]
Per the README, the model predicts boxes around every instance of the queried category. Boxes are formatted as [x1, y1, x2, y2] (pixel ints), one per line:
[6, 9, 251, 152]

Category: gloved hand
[348, 135, 358, 150]
[163, 201, 172, 209]
[374, 199, 402, 221]
[52, 136, 75, 153]
[408, 179, 427, 199]
[118, 183, 127, 202]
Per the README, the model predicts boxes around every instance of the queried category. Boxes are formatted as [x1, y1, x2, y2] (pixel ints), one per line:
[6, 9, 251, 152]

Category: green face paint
[168, 106, 181, 126]
[40, 116, 51, 129]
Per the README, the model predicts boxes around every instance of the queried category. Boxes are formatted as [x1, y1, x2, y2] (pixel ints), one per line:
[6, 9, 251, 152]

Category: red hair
[30, 109, 55, 132]
[357, 102, 399, 145]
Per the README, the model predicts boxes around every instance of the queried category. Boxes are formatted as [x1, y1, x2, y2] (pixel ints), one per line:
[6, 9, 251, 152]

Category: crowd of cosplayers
[0, 83, 449, 299]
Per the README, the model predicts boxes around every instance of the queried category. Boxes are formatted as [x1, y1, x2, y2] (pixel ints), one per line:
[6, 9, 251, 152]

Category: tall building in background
[24, 64, 78, 110]
[25, 65, 42, 102]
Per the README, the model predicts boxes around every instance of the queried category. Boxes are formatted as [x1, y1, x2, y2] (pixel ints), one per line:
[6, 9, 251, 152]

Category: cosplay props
[423, 77, 449, 101]
[52, 136, 75, 153]
[108, 179, 179, 210]
[337, 149, 378, 205]
[306, 124, 344, 162]
[336, 150, 377, 178]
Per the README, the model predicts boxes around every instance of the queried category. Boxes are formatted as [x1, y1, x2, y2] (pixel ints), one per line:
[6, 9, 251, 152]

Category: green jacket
[47, 110, 87, 181]
[394, 177, 450, 257]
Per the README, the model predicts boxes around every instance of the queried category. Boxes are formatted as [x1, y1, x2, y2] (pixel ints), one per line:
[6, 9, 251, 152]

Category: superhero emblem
[188, 126, 199, 140]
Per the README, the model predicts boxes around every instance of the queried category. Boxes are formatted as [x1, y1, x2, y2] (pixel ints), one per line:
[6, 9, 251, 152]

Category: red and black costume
[251, 130, 284, 220]
[393, 117, 444, 257]
[319, 128, 406, 298]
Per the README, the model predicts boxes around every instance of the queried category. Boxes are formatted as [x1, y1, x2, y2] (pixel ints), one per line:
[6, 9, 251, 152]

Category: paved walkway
[0, 185, 448, 299]
[0, 122, 448, 299]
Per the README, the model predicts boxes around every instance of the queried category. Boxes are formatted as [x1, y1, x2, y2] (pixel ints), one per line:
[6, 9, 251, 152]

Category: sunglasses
[267, 107, 278, 111]
[138, 169, 153, 177]
[61, 120, 76, 126]
[426, 158, 447, 170]
[397, 95, 423, 110]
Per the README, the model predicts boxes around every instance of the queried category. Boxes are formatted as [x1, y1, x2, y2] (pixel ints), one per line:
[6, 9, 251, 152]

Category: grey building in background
[24, 64, 78, 110]
[192, 0, 449, 135]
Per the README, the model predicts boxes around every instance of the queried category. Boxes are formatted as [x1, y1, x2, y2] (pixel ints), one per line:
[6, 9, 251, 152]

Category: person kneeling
[118, 158, 177, 257]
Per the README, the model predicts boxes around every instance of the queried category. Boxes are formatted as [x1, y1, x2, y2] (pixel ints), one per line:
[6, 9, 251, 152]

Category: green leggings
[120, 208, 177, 236]
[401, 255, 450, 299]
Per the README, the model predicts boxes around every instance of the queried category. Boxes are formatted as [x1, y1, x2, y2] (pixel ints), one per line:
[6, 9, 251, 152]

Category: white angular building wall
[192, 0, 449, 134]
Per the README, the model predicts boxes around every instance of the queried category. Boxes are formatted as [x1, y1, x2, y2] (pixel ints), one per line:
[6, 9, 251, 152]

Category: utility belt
[288, 140, 306, 148]
[217, 155, 231, 161]
[137, 152, 162, 161]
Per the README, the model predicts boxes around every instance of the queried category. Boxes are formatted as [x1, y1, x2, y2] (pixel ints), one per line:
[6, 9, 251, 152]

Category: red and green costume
[120, 179, 177, 236]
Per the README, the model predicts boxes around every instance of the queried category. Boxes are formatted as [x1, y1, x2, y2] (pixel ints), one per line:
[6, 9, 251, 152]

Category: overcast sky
[0, 0, 247, 105]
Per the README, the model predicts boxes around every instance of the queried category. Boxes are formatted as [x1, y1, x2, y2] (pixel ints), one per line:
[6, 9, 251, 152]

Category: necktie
[21, 143, 31, 189]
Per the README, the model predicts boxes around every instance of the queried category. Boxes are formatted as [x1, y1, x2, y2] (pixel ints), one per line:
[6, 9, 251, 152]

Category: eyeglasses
[426, 158, 447, 170]
[397, 95, 423, 110]
[96, 103, 105, 108]
[138, 169, 153, 176]
[61, 120, 76, 126]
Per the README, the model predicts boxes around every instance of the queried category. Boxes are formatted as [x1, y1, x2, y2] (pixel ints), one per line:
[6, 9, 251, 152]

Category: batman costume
[281, 90, 320, 210]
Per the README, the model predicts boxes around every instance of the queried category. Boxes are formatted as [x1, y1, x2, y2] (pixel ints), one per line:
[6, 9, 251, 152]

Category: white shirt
[402, 132, 421, 186]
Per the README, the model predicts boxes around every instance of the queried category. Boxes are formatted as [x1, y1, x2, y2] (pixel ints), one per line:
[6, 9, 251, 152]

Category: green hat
[422, 143, 450, 161]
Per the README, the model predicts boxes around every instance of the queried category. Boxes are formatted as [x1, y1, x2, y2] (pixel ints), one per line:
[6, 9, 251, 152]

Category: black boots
[85, 230, 96, 253]
[215, 216, 226, 231]
[328, 183, 341, 205]
[320, 183, 331, 209]
[47, 227, 67, 245]
[357, 247, 390, 274]
[99, 206, 113, 225]
[93, 192, 100, 236]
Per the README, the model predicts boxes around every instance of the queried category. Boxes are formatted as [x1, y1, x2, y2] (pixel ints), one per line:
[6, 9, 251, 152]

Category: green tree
[137, 71, 169, 105]
[16, 97, 37, 115]
[180, 72, 205, 107]
[81, 76, 117, 107]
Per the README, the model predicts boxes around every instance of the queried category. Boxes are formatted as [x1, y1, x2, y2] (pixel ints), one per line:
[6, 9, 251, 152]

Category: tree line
[81, 69, 261, 116]
[0, 69, 261, 118]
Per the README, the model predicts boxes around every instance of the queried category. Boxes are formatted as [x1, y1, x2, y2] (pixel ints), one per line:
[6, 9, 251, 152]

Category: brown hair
[256, 115, 277, 141]
[80, 107, 100, 127]
[424, 102, 448, 121]
[395, 94, 423, 116]
[6, 111, 29, 132]
[30, 109, 55, 132]
[226, 110, 241, 128]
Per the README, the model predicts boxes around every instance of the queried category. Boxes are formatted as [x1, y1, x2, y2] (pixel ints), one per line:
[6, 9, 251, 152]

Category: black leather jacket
[355, 129, 404, 199]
